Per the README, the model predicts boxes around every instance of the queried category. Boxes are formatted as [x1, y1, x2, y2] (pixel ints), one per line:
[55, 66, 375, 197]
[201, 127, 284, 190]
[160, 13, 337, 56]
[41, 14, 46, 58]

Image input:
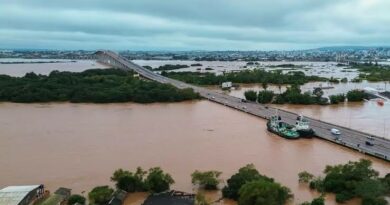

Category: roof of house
[0, 185, 42, 205]
[142, 191, 194, 205]
[108, 190, 127, 205]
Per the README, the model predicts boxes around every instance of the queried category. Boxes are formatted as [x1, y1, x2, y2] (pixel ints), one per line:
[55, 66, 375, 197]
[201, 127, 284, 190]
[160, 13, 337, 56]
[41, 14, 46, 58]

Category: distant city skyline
[0, 0, 389, 51]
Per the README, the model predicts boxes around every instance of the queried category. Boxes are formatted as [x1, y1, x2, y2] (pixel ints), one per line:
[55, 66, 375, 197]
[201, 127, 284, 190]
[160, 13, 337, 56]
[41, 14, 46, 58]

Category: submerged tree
[191, 170, 222, 190]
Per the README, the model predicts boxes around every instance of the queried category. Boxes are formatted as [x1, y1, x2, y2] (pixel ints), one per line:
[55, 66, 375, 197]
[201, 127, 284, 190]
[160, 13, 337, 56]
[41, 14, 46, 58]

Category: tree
[310, 196, 325, 205]
[88, 186, 114, 205]
[244, 90, 257, 101]
[257, 91, 274, 104]
[238, 179, 292, 205]
[222, 164, 273, 200]
[195, 192, 210, 205]
[67, 194, 86, 205]
[261, 82, 268, 91]
[145, 167, 175, 193]
[191, 170, 222, 190]
[347, 90, 367, 102]
[111, 168, 147, 192]
[298, 171, 314, 183]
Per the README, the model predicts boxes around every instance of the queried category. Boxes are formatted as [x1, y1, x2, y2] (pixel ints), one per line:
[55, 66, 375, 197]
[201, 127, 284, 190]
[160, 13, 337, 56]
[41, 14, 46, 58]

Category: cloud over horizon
[0, 0, 389, 50]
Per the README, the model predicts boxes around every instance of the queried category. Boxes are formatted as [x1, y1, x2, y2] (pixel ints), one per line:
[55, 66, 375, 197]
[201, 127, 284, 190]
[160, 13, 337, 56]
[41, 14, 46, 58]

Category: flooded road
[0, 101, 388, 205]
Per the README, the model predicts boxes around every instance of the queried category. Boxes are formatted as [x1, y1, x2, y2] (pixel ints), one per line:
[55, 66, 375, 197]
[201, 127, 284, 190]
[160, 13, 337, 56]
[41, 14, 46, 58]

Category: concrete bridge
[95, 50, 390, 162]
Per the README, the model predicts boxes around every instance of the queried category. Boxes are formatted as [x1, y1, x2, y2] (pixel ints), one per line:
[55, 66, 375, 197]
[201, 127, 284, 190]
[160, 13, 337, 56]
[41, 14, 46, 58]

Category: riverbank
[0, 101, 388, 205]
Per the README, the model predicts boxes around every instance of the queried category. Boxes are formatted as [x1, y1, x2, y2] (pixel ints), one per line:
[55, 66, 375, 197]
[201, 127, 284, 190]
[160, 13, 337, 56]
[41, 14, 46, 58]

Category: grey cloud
[0, 0, 389, 50]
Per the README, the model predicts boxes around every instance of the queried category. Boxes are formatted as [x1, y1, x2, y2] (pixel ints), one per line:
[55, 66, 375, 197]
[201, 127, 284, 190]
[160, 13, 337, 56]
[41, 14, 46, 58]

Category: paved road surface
[96, 50, 390, 162]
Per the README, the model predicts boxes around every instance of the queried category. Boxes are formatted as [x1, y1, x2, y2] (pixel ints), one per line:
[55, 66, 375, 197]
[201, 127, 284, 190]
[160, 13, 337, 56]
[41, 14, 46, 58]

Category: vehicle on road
[211, 96, 215, 99]
[241, 99, 247, 103]
[365, 141, 374, 146]
[267, 115, 300, 139]
[331, 128, 341, 135]
[367, 136, 375, 141]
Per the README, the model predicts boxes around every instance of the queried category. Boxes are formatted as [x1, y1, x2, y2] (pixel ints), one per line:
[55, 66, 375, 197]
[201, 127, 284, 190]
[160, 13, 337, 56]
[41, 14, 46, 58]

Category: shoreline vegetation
[298, 159, 390, 205]
[0, 68, 200, 103]
[70, 159, 387, 205]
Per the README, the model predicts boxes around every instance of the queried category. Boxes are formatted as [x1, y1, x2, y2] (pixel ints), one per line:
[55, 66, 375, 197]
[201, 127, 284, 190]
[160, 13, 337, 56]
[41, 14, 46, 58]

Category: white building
[221, 82, 232, 89]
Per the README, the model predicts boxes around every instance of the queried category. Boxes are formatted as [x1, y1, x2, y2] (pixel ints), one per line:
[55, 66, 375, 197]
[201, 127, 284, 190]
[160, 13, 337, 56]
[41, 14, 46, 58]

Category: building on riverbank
[142, 190, 194, 205]
[0, 184, 44, 205]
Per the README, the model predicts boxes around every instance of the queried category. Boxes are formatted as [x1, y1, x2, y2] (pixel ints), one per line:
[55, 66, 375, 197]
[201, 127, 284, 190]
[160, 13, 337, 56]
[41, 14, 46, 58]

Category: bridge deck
[95, 50, 390, 162]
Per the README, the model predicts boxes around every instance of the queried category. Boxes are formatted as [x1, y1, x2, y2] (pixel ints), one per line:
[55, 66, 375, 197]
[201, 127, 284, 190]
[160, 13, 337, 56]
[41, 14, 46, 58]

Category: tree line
[0, 69, 200, 103]
[244, 85, 367, 105]
[162, 69, 327, 86]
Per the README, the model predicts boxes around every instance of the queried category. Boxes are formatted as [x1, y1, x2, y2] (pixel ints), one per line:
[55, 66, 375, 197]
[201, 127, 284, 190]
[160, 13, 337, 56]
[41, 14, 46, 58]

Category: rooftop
[0, 185, 41, 205]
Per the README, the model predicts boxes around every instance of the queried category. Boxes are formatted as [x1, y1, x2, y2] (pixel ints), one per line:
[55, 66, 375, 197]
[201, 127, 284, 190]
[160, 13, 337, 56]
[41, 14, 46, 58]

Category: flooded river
[0, 101, 388, 205]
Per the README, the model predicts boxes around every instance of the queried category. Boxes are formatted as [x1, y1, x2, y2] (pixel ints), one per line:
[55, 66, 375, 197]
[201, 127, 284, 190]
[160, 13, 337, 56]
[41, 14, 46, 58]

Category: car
[211, 96, 215, 99]
[241, 99, 247, 103]
[367, 136, 375, 141]
[331, 128, 341, 135]
[365, 141, 374, 146]
[242, 106, 247, 109]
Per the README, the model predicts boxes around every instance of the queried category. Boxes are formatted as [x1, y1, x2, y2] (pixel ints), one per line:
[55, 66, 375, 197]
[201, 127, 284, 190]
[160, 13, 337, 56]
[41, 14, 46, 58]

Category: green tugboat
[267, 115, 300, 139]
[294, 115, 315, 138]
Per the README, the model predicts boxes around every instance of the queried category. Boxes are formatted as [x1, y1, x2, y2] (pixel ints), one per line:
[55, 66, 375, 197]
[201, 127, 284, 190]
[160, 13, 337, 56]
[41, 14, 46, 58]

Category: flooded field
[0, 101, 388, 205]
[134, 60, 362, 79]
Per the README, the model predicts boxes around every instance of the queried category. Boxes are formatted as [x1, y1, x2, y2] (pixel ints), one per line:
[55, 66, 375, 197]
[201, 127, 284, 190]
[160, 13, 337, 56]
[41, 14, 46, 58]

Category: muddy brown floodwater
[0, 101, 389, 205]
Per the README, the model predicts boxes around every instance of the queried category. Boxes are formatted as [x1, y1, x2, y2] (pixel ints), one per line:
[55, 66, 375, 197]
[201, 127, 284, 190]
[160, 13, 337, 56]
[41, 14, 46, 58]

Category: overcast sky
[0, 0, 389, 50]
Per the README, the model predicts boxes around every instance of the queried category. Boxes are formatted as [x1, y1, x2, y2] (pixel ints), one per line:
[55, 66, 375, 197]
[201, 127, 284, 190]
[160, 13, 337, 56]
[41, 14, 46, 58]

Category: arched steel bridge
[94, 50, 390, 162]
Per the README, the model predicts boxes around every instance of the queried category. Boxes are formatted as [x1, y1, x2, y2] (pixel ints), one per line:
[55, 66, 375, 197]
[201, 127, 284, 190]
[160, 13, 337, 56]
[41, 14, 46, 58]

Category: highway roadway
[96, 50, 390, 162]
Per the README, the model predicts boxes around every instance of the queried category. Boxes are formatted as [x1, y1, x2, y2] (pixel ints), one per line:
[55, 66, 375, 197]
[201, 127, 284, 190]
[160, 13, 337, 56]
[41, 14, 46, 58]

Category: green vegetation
[191, 63, 203, 67]
[111, 167, 174, 193]
[88, 186, 114, 205]
[329, 94, 346, 104]
[0, 69, 200, 103]
[145, 167, 175, 193]
[195, 192, 210, 205]
[191, 170, 222, 190]
[347, 90, 368, 102]
[162, 69, 327, 86]
[298, 171, 314, 183]
[352, 63, 390, 82]
[67, 194, 86, 205]
[329, 77, 340, 83]
[222, 164, 274, 200]
[257, 90, 274, 103]
[111, 167, 147, 192]
[300, 196, 325, 205]
[154, 64, 189, 71]
[244, 90, 257, 101]
[299, 159, 390, 205]
[238, 179, 292, 205]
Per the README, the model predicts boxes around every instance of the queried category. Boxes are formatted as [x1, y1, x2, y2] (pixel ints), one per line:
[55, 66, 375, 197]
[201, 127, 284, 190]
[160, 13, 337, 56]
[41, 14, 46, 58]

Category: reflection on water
[0, 101, 388, 205]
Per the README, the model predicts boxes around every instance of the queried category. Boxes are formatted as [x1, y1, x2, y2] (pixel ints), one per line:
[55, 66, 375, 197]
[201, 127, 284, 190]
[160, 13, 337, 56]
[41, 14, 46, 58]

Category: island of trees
[0, 69, 200, 103]
[298, 159, 390, 205]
